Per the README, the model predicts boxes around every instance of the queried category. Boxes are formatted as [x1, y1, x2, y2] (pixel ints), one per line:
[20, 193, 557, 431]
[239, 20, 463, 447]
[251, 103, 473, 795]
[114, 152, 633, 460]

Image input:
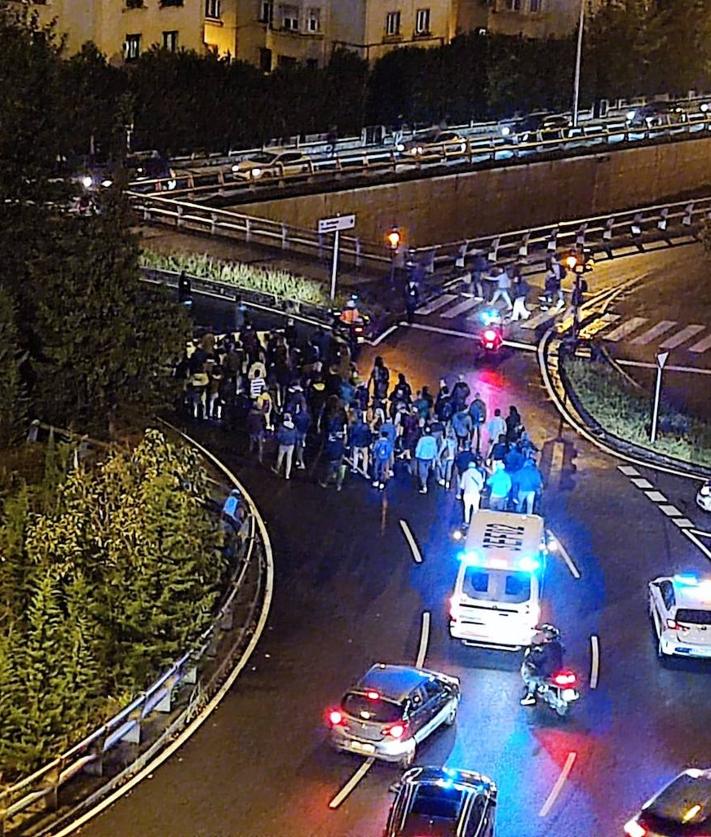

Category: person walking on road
[320, 431, 347, 491]
[468, 392, 487, 453]
[274, 414, 297, 480]
[453, 442, 476, 499]
[246, 402, 267, 463]
[491, 266, 513, 312]
[414, 426, 438, 494]
[369, 356, 390, 406]
[506, 405, 523, 444]
[349, 411, 372, 476]
[437, 425, 457, 489]
[510, 273, 531, 321]
[486, 408, 506, 454]
[487, 467, 512, 511]
[516, 458, 543, 514]
[452, 407, 473, 451]
[404, 279, 420, 323]
[293, 407, 311, 470]
[372, 430, 394, 490]
[461, 461, 485, 524]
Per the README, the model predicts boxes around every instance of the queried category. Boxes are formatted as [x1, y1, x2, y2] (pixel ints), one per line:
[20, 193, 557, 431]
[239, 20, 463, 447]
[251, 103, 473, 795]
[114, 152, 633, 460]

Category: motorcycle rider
[520, 624, 564, 706]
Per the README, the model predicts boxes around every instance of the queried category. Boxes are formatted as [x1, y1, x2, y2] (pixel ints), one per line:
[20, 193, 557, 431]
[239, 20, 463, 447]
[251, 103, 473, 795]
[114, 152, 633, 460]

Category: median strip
[590, 635, 600, 689]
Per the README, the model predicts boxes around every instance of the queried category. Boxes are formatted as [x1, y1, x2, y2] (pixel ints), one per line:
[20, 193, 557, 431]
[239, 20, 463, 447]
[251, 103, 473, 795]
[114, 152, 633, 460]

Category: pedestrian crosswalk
[415, 292, 711, 354]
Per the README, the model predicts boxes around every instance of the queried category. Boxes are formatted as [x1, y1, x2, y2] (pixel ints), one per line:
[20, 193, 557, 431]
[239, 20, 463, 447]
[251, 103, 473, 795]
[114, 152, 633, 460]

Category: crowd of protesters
[175, 300, 545, 524]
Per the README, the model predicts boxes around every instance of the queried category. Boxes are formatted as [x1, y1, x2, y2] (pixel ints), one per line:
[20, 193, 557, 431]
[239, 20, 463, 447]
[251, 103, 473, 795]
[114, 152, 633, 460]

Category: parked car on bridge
[385, 766, 497, 836]
[501, 112, 571, 143]
[231, 150, 311, 180]
[397, 130, 467, 159]
[626, 101, 687, 128]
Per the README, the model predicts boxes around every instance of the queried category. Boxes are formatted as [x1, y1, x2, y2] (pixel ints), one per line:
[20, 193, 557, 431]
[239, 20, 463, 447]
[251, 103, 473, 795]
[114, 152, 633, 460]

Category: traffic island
[554, 339, 711, 475]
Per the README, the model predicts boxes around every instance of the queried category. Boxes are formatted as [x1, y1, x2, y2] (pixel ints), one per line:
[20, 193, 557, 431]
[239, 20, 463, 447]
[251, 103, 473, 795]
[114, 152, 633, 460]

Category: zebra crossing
[415, 292, 711, 353]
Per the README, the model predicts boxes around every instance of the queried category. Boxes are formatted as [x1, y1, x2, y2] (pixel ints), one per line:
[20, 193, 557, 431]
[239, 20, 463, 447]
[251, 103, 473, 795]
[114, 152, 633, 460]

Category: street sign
[651, 351, 670, 443]
[656, 351, 669, 369]
[318, 214, 356, 235]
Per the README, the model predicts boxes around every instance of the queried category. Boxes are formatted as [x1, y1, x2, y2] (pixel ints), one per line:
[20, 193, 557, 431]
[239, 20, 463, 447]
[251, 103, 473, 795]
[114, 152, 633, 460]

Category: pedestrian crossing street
[415, 293, 711, 353]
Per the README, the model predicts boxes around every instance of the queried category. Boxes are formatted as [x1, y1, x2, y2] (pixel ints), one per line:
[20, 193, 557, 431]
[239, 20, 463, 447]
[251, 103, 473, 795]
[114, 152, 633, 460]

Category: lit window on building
[385, 10, 401, 36]
[280, 4, 299, 30]
[306, 7, 321, 32]
[163, 30, 179, 51]
[124, 33, 141, 61]
[205, 0, 222, 19]
[415, 8, 431, 34]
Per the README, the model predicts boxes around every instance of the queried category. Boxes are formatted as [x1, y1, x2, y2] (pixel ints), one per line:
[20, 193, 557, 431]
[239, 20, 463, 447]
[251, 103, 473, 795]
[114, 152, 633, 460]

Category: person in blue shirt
[414, 426, 438, 494]
[274, 414, 297, 479]
[372, 431, 394, 490]
[516, 458, 543, 514]
[349, 411, 372, 476]
[486, 467, 512, 511]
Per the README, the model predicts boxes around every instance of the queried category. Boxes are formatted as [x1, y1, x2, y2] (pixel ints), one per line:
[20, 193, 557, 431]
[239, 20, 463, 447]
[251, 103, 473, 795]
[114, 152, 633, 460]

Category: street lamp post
[386, 226, 401, 287]
[572, 0, 585, 128]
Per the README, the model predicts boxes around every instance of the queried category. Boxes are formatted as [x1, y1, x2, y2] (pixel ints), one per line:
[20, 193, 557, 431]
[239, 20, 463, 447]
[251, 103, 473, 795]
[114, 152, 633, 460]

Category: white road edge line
[416, 611, 431, 669]
[684, 529, 711, 563]
[372, 324, 398, 346]
[54, 421, 275, 837]
[328, 757, 376, 810]
[539, 751, 577, 818]
[548, 530, 581, 579]
[590, 635, 600, 690]
[400, 519, 423, 564]
[689, 528, 711, 540]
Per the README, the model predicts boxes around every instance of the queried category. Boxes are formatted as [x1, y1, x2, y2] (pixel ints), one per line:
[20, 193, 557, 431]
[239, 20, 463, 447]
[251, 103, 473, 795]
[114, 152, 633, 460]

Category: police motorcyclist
[520, 624, 564, 706]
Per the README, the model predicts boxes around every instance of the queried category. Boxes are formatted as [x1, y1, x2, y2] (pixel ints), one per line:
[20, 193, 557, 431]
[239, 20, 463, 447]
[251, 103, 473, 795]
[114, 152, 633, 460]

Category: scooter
[521, 657, 580, 718]
[472, 308, 504, 356]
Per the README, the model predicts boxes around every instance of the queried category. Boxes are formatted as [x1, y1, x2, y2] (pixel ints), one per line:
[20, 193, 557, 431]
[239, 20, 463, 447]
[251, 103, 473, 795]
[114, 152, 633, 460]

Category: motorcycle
[332, 309, 369, 359]
[472, 309, 504, 357]
[521, 653, 580, 718]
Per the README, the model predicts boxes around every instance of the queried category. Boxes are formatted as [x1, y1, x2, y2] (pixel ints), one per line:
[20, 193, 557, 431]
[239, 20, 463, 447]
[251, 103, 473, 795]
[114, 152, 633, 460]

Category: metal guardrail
[136, 112, 711, 200]
[166, 90, 711, 170]
[0, 427, 266, 836]
[131, 188, 711, 278]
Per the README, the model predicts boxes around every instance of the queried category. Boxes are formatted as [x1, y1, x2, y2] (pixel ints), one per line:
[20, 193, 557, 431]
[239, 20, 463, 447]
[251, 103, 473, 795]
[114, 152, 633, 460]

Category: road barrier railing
[166, 90, 711, 171]
[0, 426, 268, 837]
[132, 189, 711, 282]
[140, 111, 711, 200]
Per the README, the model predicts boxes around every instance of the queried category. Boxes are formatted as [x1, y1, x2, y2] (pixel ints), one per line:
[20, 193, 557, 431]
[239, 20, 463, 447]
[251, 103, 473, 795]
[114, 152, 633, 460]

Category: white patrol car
[449, 511, 547, 651]
[648, 574, 711, 659]
[697, 480, 711, 513]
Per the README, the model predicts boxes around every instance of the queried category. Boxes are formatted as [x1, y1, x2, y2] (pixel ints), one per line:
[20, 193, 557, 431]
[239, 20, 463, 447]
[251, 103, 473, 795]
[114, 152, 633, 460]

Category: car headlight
[101, 178, 113, 188]
[81, 175, 93, 189]
[700, 485, 711, 496]
[395, 143, 405, 152]
[626, 110, 636, 122]
[166, 179, 177, 190]
[501, 125, 511, 137]
[250, 167, 263, 179]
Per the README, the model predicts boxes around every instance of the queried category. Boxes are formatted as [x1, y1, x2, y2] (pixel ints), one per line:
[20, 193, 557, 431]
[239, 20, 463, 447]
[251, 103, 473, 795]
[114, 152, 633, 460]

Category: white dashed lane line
[400, 519, 423, 564]
[589, 635, 600, 690]
[539, 752, 578, 817]
[416, 611, 431, 669]
[328, 758, 375, 810]
[547, 530, 581, 579]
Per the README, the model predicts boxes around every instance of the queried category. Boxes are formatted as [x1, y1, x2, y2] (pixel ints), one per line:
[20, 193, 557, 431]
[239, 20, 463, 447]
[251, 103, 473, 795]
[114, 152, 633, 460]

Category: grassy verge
[564, 357, 711, 467]
[140, 248, 344, 308]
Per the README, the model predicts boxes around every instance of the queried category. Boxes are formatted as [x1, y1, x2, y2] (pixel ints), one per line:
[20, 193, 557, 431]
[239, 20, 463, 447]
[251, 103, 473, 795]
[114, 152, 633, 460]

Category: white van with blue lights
[449, 510, 547, 650]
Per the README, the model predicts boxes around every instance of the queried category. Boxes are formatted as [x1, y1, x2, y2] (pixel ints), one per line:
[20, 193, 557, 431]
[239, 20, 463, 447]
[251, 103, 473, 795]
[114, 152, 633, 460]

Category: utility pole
[572, 0, 585, 127]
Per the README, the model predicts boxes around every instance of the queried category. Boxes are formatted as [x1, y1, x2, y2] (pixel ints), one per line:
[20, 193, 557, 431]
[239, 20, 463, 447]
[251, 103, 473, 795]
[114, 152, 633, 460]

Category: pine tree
[0, 287, 28, 448]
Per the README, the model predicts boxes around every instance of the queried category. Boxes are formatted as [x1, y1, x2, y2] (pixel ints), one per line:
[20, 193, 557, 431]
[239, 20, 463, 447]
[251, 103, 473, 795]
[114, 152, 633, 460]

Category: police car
[697, 480, 711, 513]
[648, 574, 711, 659]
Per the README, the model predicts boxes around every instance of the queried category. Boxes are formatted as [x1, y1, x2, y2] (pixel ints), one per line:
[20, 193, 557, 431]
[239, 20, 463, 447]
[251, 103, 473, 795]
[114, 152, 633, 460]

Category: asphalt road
[83, 304, 711, 837]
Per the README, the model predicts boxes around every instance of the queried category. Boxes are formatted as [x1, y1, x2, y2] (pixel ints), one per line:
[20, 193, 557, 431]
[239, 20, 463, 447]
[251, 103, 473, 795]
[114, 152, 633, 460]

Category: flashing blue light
[435, 778, 454, 789]
[519, 555, 540, 573]
[674, 573, 699, 586]
[458, 549, 482, 566]
[480, 308, 499, 326]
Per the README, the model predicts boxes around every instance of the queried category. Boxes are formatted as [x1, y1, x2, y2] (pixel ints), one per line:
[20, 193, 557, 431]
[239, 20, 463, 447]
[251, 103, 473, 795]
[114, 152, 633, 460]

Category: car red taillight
[384, 722, 406, 739]
[667, 619, 690, 632]
[327, 709, 344, 727]
[552, 671, 577, 687]
[623, 819, 646, 837]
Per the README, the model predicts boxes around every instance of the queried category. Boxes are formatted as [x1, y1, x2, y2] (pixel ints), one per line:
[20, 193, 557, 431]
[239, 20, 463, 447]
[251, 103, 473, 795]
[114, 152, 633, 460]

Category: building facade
[457, 0, 584, 39]
[235, 0, 459, 69]
[18, 0, 238, 63]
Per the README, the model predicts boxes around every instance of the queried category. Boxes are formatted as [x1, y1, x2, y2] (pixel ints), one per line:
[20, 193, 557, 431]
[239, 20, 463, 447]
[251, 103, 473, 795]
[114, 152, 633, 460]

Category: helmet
[537, 623, 560, 641]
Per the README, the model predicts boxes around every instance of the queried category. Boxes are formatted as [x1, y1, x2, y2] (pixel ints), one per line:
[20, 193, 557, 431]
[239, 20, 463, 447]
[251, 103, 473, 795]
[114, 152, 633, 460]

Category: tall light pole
[572, 0, 585, 128]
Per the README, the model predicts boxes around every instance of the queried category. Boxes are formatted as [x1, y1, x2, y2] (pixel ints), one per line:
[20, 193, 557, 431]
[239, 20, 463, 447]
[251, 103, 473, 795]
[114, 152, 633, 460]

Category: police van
[449, 510, 547, 651]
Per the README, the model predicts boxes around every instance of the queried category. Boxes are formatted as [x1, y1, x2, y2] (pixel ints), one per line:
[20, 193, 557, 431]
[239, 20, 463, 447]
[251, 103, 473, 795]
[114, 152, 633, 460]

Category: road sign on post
[318, 214, 356, 300]
[650, 350, 669, 444]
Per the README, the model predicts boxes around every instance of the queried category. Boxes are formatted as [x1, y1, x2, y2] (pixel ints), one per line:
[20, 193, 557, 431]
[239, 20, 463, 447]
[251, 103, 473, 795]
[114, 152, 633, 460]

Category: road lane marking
[328, 757, 375, 809]
[590, 635, 600, 689]
[578, 313, 620, 340]
[400, 519, 423, 564]
[644, 490, 667, 502]
[659, 324, 705, 349]
[372, 324, 398, 346]
[684, 529, 711, 562]
[539, 752, 577, 817]
[547, 530, 581, 579]
[672, 517, 694, 528]
[659, 504, 682, 517]
[416, 293, 457, 315]
[617, 465, 640, 477]
[440, 297, 480, 319]
[688, 332, 711, 353]
[631, 477, 653, 489]
[617, 359, 711, 377]
[690, 529, 711, 539]
[416, 611, 431, 668]
[630, 320, 677, 345]
[603, 316, 648, 341]
[520, 308, 559, 330]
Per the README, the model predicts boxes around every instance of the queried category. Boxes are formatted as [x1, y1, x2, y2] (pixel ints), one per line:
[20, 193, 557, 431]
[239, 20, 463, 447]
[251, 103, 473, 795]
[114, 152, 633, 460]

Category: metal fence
[167, 90, 711, 170]
[136, 112, 711, 200]
[0, 425, 270, 837]
[131, 189, 711, 279]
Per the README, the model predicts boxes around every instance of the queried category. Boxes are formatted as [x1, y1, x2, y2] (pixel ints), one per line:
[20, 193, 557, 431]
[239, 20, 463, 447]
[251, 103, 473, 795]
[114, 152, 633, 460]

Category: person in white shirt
[460, 461, 485, 523]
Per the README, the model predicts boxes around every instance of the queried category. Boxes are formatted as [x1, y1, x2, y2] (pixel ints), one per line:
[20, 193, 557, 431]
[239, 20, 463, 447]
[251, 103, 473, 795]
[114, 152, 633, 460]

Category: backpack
[373, 439, 391, 462]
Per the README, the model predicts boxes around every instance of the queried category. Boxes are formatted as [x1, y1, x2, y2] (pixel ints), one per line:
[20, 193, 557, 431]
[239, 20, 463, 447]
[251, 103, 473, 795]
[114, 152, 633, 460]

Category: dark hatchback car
[624, 768, 711, 836]
[385, 766, 497, 836]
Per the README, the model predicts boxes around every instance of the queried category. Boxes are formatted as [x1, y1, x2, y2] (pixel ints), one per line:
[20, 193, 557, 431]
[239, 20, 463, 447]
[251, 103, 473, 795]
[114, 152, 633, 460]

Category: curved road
[84, 312, 711, 836]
